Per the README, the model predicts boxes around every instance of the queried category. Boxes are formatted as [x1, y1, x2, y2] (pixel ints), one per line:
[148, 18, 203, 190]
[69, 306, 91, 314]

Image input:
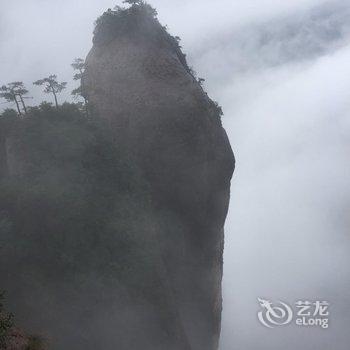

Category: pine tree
[0, 82, 29, 115]
[33, 75, 67, 109]
[71, 58, 89, 117]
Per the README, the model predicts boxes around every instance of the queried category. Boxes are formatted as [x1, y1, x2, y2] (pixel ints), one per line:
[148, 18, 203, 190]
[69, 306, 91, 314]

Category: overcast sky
[1, 1, 350, 349]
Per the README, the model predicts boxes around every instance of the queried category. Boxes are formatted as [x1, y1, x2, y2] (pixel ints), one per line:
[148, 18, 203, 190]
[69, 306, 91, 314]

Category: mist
[1, 1, 350, 349]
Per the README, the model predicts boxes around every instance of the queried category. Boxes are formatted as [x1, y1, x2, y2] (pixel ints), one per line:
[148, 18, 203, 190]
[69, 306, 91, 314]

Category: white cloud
[220, 37, 350, 350]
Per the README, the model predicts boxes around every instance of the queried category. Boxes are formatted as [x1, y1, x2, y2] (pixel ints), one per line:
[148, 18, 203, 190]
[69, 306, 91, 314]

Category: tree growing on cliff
[123, 0, 143, 6]
[71, 58, 85, 81]
[33, 75, 67, 109]
[0, 82, 29, 115]
[71, 58, 89, 116]
[122, 0, 157, 17]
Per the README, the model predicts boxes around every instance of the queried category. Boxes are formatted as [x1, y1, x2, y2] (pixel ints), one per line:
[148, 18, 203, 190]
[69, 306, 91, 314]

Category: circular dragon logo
[258, 298, 293, 328]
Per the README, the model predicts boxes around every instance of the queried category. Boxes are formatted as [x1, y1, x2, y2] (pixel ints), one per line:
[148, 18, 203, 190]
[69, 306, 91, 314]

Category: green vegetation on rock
[93, 1, 193, 75]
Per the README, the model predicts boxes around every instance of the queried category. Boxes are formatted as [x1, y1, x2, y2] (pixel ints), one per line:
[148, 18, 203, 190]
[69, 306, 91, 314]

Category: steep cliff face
[83, 4, 235, 350]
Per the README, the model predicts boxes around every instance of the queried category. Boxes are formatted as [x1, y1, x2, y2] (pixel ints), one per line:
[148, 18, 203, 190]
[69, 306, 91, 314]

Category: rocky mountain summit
[83, 3, 235, 350]
[0, 2, 234, 350]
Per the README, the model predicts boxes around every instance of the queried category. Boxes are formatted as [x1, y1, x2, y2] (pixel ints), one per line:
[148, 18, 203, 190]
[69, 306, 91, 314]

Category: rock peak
[83, 5, 235, 349]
